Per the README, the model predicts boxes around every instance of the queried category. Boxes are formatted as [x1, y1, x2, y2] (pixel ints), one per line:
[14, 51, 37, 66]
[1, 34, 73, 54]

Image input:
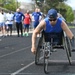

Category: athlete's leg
[16, 22, 19, 37]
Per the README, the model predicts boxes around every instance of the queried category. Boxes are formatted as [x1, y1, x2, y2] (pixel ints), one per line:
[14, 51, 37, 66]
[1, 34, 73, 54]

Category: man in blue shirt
[57, 13, 66, 21]
[13, 8, 25, 37]
[32, 8, 42, 29]
[31, 8, 75, 54]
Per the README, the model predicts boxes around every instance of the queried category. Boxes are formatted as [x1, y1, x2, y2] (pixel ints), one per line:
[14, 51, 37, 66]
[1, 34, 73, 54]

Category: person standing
[23, 10, 31, 36]
[0, 10, 6, 37]
[38, 8, 42, 21]
[6, 11, 14, 36]
[32, 8, 42, 29]
[13, 8, 25, 37]
[57, 13, 66, 21]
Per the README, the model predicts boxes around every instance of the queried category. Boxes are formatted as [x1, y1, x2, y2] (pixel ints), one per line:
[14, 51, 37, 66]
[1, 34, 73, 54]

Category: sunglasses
[49, 18, 57, 21]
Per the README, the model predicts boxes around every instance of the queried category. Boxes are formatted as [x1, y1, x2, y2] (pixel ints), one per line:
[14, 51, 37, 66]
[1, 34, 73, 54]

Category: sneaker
[17, 35, 20, 37]
[21, 34, 23, 37]
[23, 33, 25, 36]
[26, 33, 29, 36]
[70, 37, 75, 52]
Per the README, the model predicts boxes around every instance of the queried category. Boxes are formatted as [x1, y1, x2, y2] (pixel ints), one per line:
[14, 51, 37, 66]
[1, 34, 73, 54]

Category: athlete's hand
[31, 46, 36, 54]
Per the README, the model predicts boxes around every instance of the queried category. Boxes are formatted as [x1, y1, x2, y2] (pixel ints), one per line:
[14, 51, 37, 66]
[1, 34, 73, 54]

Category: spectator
[32, 8, 42, 29]
[38, 8, 42, 21]
[13, 8, 25, 37]
[6, 11, 14, 36]
[23, 10, 31, 36]
[57, 13, 66, 21]
[0, 10, 6, 37]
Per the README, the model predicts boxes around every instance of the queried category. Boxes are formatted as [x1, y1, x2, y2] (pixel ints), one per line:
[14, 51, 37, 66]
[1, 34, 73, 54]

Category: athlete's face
[49, 18, 57, 26]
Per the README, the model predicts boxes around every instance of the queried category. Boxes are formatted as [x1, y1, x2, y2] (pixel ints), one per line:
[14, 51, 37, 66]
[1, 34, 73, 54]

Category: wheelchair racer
[31, 8, 75, 54]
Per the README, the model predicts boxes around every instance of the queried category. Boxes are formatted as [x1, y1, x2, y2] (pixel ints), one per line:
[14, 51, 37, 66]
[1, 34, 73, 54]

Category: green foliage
[57, 2, 74, 22]
[36, 0, 74, 22]
[36, 0, 67, 13]
[65, 5, 74, 22]
[0, 0, 19, 11]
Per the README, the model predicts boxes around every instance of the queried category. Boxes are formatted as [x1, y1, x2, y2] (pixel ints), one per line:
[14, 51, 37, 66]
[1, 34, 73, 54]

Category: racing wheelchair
[35, 30, 72, 74]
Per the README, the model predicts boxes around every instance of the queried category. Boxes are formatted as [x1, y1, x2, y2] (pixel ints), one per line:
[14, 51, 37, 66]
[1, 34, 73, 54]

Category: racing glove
[70, 36, 75, 52]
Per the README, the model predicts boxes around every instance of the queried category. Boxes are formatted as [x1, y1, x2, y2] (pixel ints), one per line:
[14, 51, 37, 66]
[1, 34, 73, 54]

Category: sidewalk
[12, 30, 33, 35]
[0, 30, 33, 36]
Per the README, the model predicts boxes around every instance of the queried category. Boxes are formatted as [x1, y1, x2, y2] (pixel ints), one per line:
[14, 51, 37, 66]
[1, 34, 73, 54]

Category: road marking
[11, 61, 35, 75]
[0, 46, 31, 58]
[0, 39, 2, 41]
[11, 56, 43, 75]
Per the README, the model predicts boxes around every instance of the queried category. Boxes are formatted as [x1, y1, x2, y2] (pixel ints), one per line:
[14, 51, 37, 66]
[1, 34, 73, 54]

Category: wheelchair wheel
[44, 42, 51, 74]
[66, 37, 71, 57]
[35, 46, 40, 65]
[64, 37, 71, 65]
[35, 36, 43, 65]
[44, 50, 49, 74]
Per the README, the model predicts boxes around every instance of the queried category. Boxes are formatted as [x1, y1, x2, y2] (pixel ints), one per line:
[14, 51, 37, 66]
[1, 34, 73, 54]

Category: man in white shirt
[6, 11, 14, 36]
[0, 10, 6, 37]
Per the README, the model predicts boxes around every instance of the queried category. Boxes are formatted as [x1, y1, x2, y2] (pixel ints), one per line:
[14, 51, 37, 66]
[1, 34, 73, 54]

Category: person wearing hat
[31, 8, 75, 54]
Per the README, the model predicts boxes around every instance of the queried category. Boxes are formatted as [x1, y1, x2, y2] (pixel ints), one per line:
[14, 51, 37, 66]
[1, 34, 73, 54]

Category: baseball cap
[47, 9, 57, 19]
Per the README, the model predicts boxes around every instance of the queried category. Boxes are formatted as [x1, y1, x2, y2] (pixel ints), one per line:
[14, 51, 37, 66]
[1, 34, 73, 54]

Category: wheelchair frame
[35, 31, 72, 74]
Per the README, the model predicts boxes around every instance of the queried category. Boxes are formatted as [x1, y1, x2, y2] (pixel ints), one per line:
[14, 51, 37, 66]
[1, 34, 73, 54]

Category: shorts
[0, 22, 5, 27]
[33, 21, 39, 28]
[24, 24, 29, 29]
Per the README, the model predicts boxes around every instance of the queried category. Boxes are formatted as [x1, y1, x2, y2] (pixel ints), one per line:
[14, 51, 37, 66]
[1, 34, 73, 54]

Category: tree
[65, 5, 74, 22]
[35, 0, 67, 13]
[0, 0, 20, 11]
[56, 2, 74, 22]
[35, 0, 74, 22]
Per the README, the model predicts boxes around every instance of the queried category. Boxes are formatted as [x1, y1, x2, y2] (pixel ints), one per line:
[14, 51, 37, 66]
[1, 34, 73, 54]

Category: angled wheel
[64, 37, 72, 65]
[35, 45, 41, 65]
[66, 37, 71, 57]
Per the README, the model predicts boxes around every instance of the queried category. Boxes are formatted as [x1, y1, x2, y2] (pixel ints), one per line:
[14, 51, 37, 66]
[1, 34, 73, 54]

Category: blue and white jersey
[32, 12, 42, 22]
[13, 12, 25, 23]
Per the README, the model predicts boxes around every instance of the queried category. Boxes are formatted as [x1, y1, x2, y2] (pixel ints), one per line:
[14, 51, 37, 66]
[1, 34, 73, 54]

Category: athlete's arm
[31, 20, 46, 54]
[61, 20, 74, 39]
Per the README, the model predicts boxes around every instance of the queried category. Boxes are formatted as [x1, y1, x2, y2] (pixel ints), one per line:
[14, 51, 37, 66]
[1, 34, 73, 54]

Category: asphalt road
[0, 28, 75, 75]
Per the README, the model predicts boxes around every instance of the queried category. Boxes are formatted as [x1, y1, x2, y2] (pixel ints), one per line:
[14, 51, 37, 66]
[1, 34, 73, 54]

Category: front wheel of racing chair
[44, 42, 51, 74]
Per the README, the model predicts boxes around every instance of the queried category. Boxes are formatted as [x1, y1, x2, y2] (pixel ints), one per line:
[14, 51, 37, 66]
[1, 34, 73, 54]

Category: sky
[65, 0, 75, 10]
[18, 0, 75, 10]
[18, 0, 31, 3]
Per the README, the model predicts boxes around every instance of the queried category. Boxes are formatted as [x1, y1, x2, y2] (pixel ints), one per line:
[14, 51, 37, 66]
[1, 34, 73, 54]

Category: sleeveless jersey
[44, 18, 62, 33]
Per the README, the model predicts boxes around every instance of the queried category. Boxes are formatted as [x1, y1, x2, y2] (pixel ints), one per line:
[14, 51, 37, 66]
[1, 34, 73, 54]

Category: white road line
[11, 56, 43, 75]
[11, 61, 35, 75]
[0, 46, 31, 58]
